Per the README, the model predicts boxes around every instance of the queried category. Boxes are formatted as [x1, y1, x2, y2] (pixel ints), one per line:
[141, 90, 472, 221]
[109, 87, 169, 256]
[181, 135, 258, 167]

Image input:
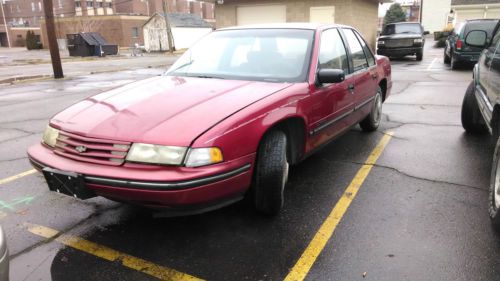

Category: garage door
[236, 5, 286, 26]
[486, 8, 500, 19]
[456, 9, 485, 22]
[310, 6, 335, 23]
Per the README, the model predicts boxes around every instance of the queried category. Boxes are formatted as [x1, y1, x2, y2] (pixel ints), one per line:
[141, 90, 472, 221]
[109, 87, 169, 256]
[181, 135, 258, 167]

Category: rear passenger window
[343, 29, 368, 71]
[354, 31, 375, 67]
[318, 29, 349, 73]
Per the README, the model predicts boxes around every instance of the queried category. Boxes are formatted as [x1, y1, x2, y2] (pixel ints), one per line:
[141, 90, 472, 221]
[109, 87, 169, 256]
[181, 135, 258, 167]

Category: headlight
[42, 125, 59, 147]
[185, 147, 223, 167]
[414, 38, 423, 44]
[126, 143, 187, 165]
[378, 40, 385, 45]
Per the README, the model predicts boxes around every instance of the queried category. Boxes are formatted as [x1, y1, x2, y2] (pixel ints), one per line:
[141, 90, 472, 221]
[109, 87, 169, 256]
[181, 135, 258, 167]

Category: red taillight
[456, 39, 463, 50]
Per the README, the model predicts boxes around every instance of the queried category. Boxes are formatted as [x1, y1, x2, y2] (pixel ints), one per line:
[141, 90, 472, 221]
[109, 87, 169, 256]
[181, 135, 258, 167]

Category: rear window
[382, 23, 422, 35]
[464, 20, 499, 37]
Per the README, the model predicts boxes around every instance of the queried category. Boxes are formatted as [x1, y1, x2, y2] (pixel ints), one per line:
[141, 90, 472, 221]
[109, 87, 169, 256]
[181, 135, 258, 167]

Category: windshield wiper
[189, 75, 225, 79]
[167, 60, 195, 74]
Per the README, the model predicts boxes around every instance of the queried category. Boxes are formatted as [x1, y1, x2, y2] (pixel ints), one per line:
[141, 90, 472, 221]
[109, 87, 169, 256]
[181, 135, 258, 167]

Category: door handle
[371, 73, 378, 80]
[348, 84, 355, 93]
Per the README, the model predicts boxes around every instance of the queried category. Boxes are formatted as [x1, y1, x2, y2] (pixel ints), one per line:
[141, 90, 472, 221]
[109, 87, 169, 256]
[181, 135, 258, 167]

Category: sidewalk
[0, 47, 181, 84]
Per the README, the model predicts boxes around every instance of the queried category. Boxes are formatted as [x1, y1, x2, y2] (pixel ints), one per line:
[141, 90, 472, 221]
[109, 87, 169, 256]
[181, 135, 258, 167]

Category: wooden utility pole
[42, 0, 64, 78]
[162, 0, 174, 52]
[0, 0, 11, 47]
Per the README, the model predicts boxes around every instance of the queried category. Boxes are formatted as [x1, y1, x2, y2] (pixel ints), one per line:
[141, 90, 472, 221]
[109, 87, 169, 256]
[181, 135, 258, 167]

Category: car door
[341, 28, 378, 119]
[485, 25, 500, 105]
[308, 28, 354, 145]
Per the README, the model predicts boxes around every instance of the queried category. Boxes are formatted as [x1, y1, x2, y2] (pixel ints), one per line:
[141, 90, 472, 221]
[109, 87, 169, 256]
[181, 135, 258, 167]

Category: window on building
[16, 5, 20, 12]
[75, 1, 81, 7]
[107, 2, 112, 8]
[31, 2, 35, 11]
[87, 1, 93, 7]
[58, 0, 62, 8]
[132, 27, 139, 38]
[38, 2, 42, 11]
[97, 2, 103, 8]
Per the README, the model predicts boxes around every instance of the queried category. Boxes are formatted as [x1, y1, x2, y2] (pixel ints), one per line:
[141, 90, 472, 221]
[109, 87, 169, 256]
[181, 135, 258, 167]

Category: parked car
[0, 226, 9, 281]
[377, 22, 427, 61]
[28, 24, 392, 216]
[444, 19, 499, 69]
[460, 21, 500, 229]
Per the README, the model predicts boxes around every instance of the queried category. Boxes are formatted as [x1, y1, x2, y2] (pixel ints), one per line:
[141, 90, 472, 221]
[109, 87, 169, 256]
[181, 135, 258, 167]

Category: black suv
[377, 22, 427, 61]
[444, 19, 499, 70]
[460, 21, 500, 230]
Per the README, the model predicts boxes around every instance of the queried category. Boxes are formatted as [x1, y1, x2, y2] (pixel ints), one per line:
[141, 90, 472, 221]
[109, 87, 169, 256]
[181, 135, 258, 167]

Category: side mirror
[423, 31, 430, 35]
[465, 30, 488, 48]
[317, 69, 345, 84]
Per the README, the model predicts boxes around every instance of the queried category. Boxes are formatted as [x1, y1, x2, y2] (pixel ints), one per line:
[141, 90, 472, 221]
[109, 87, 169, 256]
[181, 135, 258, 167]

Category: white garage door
[236, 5, 286, 26]
[486, 9, 500, 19]
[456, 10, 485, 22]
[310, 6, 335, 24]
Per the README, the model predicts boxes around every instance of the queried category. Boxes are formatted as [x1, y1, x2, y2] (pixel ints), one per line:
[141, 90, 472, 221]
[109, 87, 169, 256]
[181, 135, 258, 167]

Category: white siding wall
[422, 0, 452, 32]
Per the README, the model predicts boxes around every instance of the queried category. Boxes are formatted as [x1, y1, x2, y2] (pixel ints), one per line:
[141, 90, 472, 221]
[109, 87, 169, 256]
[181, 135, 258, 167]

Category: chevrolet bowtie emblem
[75, 145, 87, 153]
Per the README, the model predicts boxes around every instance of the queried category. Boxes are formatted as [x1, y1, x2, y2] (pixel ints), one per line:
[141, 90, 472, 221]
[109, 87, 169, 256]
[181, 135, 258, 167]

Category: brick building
[0, 0, 214, 47]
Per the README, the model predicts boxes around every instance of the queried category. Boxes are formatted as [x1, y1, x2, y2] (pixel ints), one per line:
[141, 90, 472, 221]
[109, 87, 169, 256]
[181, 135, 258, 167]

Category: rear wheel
[360, 87, 383, 132]
[451, 53, 460, 70]
[444, 47, 451, 64]
[461, 81, 488, 134]
[489, 138, 500, 232]
[254, 130, 289, 215]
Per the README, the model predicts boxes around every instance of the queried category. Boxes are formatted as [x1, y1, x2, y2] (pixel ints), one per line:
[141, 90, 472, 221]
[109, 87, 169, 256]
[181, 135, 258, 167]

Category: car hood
[51, 76, 292, 146]
[379, 34, 422, 40]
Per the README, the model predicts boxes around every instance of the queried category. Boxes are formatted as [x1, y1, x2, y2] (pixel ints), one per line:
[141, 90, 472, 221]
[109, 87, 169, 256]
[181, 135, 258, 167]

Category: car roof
[218, 22, 351, 31]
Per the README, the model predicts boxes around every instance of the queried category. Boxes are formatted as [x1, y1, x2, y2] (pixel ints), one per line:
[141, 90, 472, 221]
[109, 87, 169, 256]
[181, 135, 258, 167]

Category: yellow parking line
[284, 132, 394, 281]
[0, 169, 37, 185]
[26, 223, 204, 281]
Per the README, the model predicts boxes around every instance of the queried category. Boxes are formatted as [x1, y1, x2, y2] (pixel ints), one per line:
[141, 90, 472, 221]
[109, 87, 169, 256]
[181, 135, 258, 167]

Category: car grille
[54, 131, 131, 166]
[385, 39, 414, 48]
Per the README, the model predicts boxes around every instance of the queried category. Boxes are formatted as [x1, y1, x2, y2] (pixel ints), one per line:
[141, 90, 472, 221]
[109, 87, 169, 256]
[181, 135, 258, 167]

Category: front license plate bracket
[42, 168, 96, 199]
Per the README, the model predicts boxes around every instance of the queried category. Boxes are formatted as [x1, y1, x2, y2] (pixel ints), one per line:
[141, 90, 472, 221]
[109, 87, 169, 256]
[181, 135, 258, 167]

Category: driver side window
[318, 29, 349, 73]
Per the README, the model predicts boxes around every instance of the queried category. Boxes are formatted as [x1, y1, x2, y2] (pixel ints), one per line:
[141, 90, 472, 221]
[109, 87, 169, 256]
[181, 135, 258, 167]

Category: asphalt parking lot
[2, 42, 500, 281]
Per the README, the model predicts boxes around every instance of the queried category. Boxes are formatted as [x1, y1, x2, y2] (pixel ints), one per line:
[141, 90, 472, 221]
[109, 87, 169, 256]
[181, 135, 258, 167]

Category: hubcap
[373, 93, 382, 125]
[282, 161, 289, 189]
[495, 158, 500, 209]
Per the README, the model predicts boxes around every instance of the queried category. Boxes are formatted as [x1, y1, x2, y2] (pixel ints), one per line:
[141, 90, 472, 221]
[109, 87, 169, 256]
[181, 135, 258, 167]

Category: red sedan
[28, 24, 391, 215]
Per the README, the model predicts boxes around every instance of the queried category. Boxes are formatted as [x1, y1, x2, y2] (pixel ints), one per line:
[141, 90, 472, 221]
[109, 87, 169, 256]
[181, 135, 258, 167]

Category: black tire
[451, 53, 460, 70]
[489, 138, 500, 231]
[254, 130, 289, 215]
[416, 50, 423, 61]
[461, 81, 488, 134]
[444, 48, 451, 64]
[360, 87, 383, 132]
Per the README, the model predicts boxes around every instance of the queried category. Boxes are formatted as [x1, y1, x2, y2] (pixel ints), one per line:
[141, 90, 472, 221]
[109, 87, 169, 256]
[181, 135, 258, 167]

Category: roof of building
[145, 13, 212, 28]
[78, 32, 109, 46]
[452, 0, 500, 5]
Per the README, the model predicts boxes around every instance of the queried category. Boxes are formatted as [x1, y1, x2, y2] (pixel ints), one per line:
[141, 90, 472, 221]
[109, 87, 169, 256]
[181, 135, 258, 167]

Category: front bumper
[377, 47, 422, 57]
[28, 143, 255, 210]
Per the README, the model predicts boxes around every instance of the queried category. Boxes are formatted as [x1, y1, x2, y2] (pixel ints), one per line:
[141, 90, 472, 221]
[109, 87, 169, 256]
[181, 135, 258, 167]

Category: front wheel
[360, 88, 383, 132]
[254, 130, 289, 215]
[416, 49, 423, 61]
[490, 138, 500, 231]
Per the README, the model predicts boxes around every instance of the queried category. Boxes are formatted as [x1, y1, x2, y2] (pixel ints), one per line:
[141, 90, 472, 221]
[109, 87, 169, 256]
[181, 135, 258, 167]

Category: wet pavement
[1, 42, 500, 281]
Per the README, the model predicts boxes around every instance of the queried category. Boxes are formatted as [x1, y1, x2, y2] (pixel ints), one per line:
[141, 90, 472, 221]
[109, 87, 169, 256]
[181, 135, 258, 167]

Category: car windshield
[382, 23, 422, 35]
[464, 20, 499, 38]
[166, 29, 315, 83]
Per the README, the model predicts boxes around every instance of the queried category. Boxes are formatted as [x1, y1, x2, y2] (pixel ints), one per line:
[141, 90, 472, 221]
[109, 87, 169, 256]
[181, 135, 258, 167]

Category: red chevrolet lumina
[28, 24, 391, 215]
